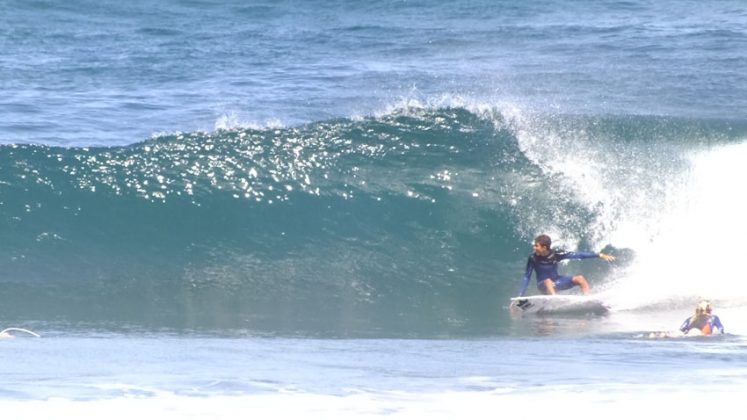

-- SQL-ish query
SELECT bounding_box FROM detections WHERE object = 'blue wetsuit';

[679,315,724,335]
[518,250,599,296]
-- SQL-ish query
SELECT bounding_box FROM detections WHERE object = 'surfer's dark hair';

[534,234,551,250]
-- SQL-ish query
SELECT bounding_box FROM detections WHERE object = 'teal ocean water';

[2,110,746,336]
[2,0,746,417]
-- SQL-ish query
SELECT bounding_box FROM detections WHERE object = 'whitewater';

[2,0,747,417]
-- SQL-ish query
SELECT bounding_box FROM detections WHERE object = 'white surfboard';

[509,295,610,315]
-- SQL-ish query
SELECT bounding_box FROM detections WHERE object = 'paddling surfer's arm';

[679,317,692,334]
[712,316,725,334]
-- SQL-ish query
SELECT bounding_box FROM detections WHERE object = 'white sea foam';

[213,111,286,132]
[3,385,742,420]
[503,103,747,325]
[603,141,747,312]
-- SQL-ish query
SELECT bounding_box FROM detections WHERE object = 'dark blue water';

[2,0,746,146]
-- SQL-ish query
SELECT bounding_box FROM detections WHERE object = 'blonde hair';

[689,300,712,325]
[696,300,712,314]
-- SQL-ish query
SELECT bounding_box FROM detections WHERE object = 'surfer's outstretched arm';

[562,251,615,262]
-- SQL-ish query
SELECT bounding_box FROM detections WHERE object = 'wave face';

[1,107,746,336]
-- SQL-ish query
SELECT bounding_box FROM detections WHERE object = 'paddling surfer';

[679,300,724,336]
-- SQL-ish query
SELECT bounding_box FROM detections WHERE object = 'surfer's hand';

[599,252,615,262]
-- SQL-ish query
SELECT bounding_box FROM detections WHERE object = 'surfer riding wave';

[517,234,615,297]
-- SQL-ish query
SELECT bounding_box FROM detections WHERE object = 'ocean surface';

[2,0,746,417]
